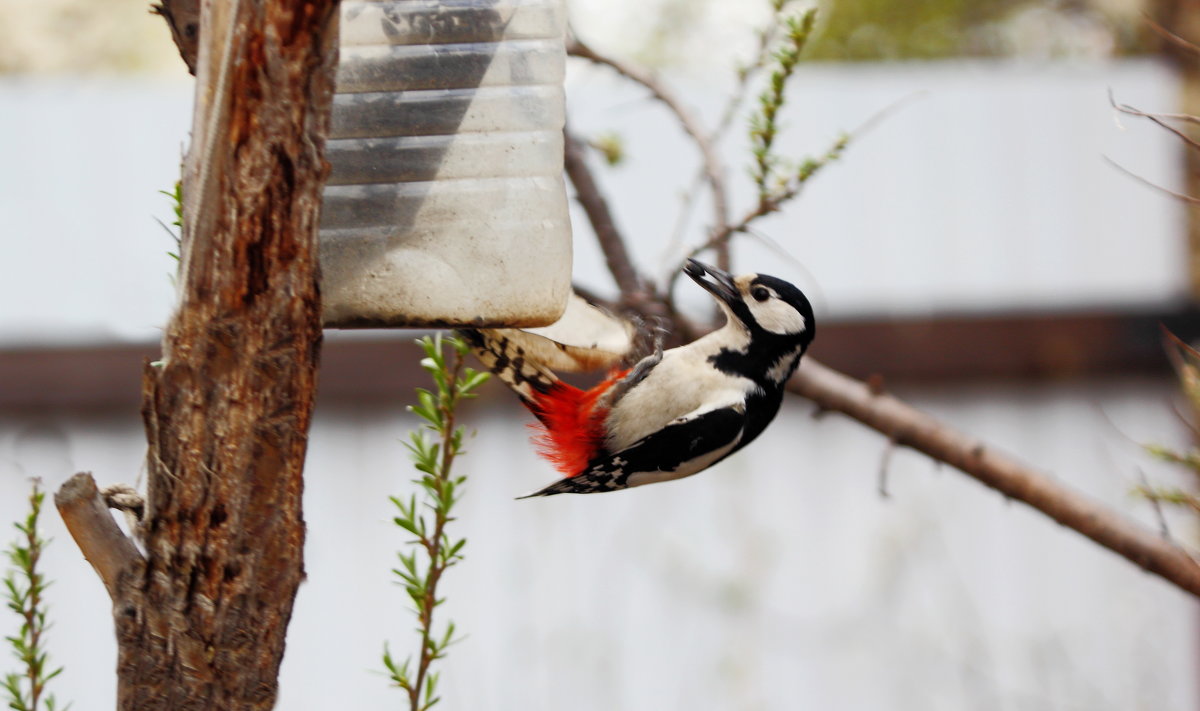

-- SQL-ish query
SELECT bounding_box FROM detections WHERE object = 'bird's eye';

[751,286,770,302]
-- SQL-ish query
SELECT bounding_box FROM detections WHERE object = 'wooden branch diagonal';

[788,358,1200,597]
[54,473,144,601]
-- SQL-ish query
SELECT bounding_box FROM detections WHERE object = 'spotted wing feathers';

[457,328,561,411]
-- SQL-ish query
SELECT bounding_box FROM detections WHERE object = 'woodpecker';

[462,259,816,497]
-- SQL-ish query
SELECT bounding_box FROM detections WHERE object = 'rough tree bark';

[55,0,339,708]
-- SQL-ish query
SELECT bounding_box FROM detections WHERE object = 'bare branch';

[54,473,144,601]
[1113,106,1200,127]
[563,126,646,300]
[714,11,784,141]
[662,10,784,272]
[1109,89,1200,151]
[567,37,730,262]
[666,91,922,301]
[1104,156,1200,205]
[1143,12,1200,56]
[788,358,1200,598]
[661,130,848,299]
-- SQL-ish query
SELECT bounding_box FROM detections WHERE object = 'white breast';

[603,331,756,452]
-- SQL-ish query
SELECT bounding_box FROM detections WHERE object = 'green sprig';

[749,8,817,197]
[385,334,488,711]
[3,482,68,711]
[156,181,183,264]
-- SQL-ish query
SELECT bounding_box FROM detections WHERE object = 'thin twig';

[563,126,646,301]
[567,37,730,262]
[662,174,711,284]
[1109,89,1200,151]
[1168,400,1200,440]
[788,358,1200,598]
[666,91,923,298]
[1104,156,1200,205]
[714,12,784,141]
[663,131,846,296]
[1113,106,1200,127]
[661,7,786,276]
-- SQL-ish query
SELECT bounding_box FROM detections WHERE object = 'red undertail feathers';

[528,370,628,477]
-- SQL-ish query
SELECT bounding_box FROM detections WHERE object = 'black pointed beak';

[684,259,739,306]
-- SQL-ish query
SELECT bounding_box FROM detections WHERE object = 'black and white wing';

[518,405,746,497]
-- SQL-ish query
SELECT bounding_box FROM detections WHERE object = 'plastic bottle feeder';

[320,0,572,328]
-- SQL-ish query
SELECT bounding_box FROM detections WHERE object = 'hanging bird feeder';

[319,0,573,328]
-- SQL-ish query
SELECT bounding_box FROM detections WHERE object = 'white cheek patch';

[748,299,807,335]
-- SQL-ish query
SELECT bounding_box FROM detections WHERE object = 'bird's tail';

[456,328,561,413]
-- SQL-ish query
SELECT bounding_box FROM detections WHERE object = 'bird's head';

[684,259,815,350]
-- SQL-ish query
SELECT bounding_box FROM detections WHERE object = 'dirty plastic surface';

[320,0,572,328]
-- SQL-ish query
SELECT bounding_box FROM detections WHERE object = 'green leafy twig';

[384,334,488,711]
[3,482,66,711]
[749,8,817,198]
[744,130,848,233]
[155,180,184,264]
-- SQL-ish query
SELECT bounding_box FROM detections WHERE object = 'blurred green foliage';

[812,0,1007,59]
[806,0,1148,61]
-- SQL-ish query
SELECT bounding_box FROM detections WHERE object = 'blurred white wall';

[0,378,1194,710]
[564,59,1189,316]
[0,59,1186,347]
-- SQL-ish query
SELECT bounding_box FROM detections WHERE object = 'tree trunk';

[57,0,338,708]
